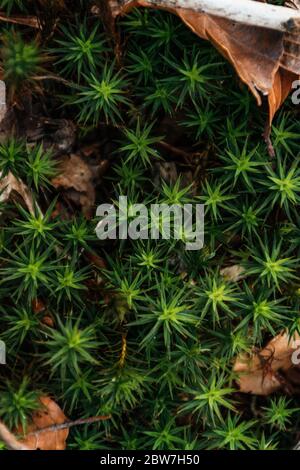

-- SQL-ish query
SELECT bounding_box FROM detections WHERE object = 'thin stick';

[158,140,192,160]
[139,0,300,33]
[0,415,111,450]
[0,12,39,28]
[26,415,112,437]
[32,75,71,86]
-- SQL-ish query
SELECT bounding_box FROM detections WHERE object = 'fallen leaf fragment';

[0,171,34,214]
[234,331,300,395]
[267,68,298,126]
[102,0,300,125]
[51,154,96,218]
[1,409,111,451]
[220,265,245,282]
[19,396,68,450]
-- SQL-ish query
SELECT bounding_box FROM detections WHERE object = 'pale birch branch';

[0,422,30,451]
[141,0,300,32]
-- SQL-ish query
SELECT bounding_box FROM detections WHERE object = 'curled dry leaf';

[0,171,34,214]
[51,154,96,218]
[102,0,300,126]
[234,331,300,395]
[18,396,68,450]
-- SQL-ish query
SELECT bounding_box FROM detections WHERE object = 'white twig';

[143,0,300,32]
[0,422,30,451]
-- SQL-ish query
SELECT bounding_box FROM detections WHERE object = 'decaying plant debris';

[103,0,300,132]
[1,0,300,451]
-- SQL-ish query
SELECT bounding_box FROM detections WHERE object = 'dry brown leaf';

[0,171,34,214]
[234,331,300,395]
[102,0,300,125]
[19,396,68,450]
[268,68,298,126]
[0,406,110,450]
[51,154,96,218]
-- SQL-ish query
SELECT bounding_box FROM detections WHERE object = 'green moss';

[0,4,299,451]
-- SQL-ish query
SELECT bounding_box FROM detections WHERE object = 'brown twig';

[26,415,112,437]
[158,140,192,161]
[31,75,71,86]
[158,140,207,164]
[0,12,40,28]
[0,415,111,450]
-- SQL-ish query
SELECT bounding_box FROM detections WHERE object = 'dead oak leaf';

[102,0,300,125]
[19,396,68,450]
[234,331,300,395]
